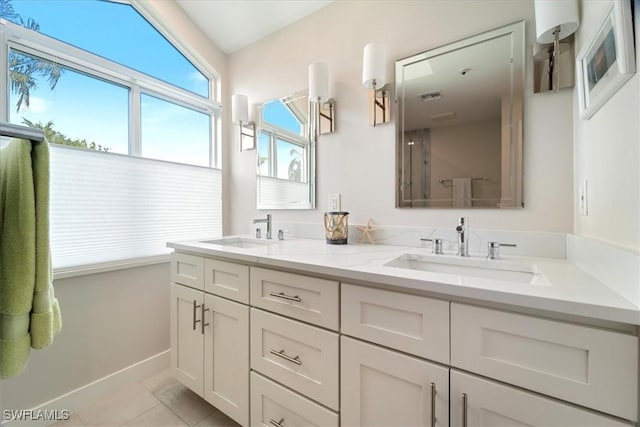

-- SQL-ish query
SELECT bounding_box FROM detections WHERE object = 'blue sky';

[11,0,208,96]
[6,0,210,165]
[5,0,303,171]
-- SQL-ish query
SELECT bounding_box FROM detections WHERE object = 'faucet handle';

[487,241,517,260]
[277,229,289,240]
[420,238,444,255]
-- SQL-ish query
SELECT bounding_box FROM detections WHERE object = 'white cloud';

[18,96,50,114]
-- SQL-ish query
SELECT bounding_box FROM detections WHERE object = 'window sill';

[53,254,171,280]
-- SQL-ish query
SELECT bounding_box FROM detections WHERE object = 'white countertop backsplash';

[170,223,640,326]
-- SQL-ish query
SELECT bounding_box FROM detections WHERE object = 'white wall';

[574,0,640,252]
[0,263,170,411]
[228,0,574,234]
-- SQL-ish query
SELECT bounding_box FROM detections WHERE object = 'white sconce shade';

[309,62,329,102]
[534,0,579,43]
[231,93,249,124]
[362,42,387,89]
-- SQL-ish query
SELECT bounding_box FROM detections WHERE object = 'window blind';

[50,145,222,269]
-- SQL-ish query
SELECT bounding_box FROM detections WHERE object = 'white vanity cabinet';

[450,370,633,427]
[169,247,639,427]
[170,254,250,427]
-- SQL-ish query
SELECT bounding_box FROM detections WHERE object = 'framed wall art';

[576,0,636,120]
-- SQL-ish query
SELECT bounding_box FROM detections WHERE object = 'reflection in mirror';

[256,91,315,210]
[396,21,524,208]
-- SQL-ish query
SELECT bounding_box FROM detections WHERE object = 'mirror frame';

[256,90,316,210]
[395,21,525,209]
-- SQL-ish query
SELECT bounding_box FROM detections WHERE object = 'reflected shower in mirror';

[256,91,315,210]
[396,21,524,208]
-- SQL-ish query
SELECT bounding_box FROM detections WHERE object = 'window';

[258,97,309,183]
[141,94,211,166]
[9,49,130,154]
[6,0,209,97]
[1,0,222,271]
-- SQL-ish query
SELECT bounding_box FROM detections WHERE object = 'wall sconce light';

[231,94,256,151]
[362,42,390,126]
[533,0,580,93]
[309,62,336,135]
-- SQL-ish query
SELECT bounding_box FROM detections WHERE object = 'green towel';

[0,138,61,379]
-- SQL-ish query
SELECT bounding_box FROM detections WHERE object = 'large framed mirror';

[256,91,316,209]
[396,21,524,208]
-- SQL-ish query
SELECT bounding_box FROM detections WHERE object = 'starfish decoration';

[356,218,382,244]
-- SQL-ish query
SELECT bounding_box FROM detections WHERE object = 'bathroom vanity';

[167,237,639,427]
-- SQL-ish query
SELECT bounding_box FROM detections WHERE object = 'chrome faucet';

[456,217,469,257]
[253,214,272,239]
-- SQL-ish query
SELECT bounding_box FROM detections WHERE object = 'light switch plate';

[579,179,588,216]
[329,193,341,211]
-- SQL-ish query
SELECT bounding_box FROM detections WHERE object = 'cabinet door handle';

[201,303,210,335]
[462,393,468,427]
[269,418,285,427]
[270,349,302,366]
[269,291,302,302]
[430,382,436,427]
[192,300,201,331]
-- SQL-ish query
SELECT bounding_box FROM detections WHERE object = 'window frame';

[0,2,224,275]
[258,122,309,183]
[0,1,221,168]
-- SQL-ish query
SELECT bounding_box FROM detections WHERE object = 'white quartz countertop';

[167,236,640,325]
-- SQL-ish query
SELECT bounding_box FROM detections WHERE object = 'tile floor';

[49,370,240,427]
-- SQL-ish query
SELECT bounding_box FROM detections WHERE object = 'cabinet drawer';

[204,258,249,303]
[250,267,339,330]
[171,253,204,290]
[250,372,338,427]
[250,309,339,410]
[450,370,632,427]
[451,303,638,421]
[342,284,450,364]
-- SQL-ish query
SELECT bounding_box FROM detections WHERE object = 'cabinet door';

[170,283,204,396]
[203,294,249,427]
[341,336,449,427]
[450,370,632,427]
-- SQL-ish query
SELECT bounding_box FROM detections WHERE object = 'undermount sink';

[200,237,277,249]
[384,253,549,285]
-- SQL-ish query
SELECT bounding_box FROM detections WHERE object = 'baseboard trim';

[2,350,170,426]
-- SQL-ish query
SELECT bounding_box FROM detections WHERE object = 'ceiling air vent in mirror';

[420,90,442,101]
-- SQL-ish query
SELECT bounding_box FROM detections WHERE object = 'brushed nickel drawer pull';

[269,418,285,427]
[192,300,201,331]
[462,393,468,427]
[201,303,209,335]
[270,349,302,366]
[269,291,302,303]
[430,382,436,427]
